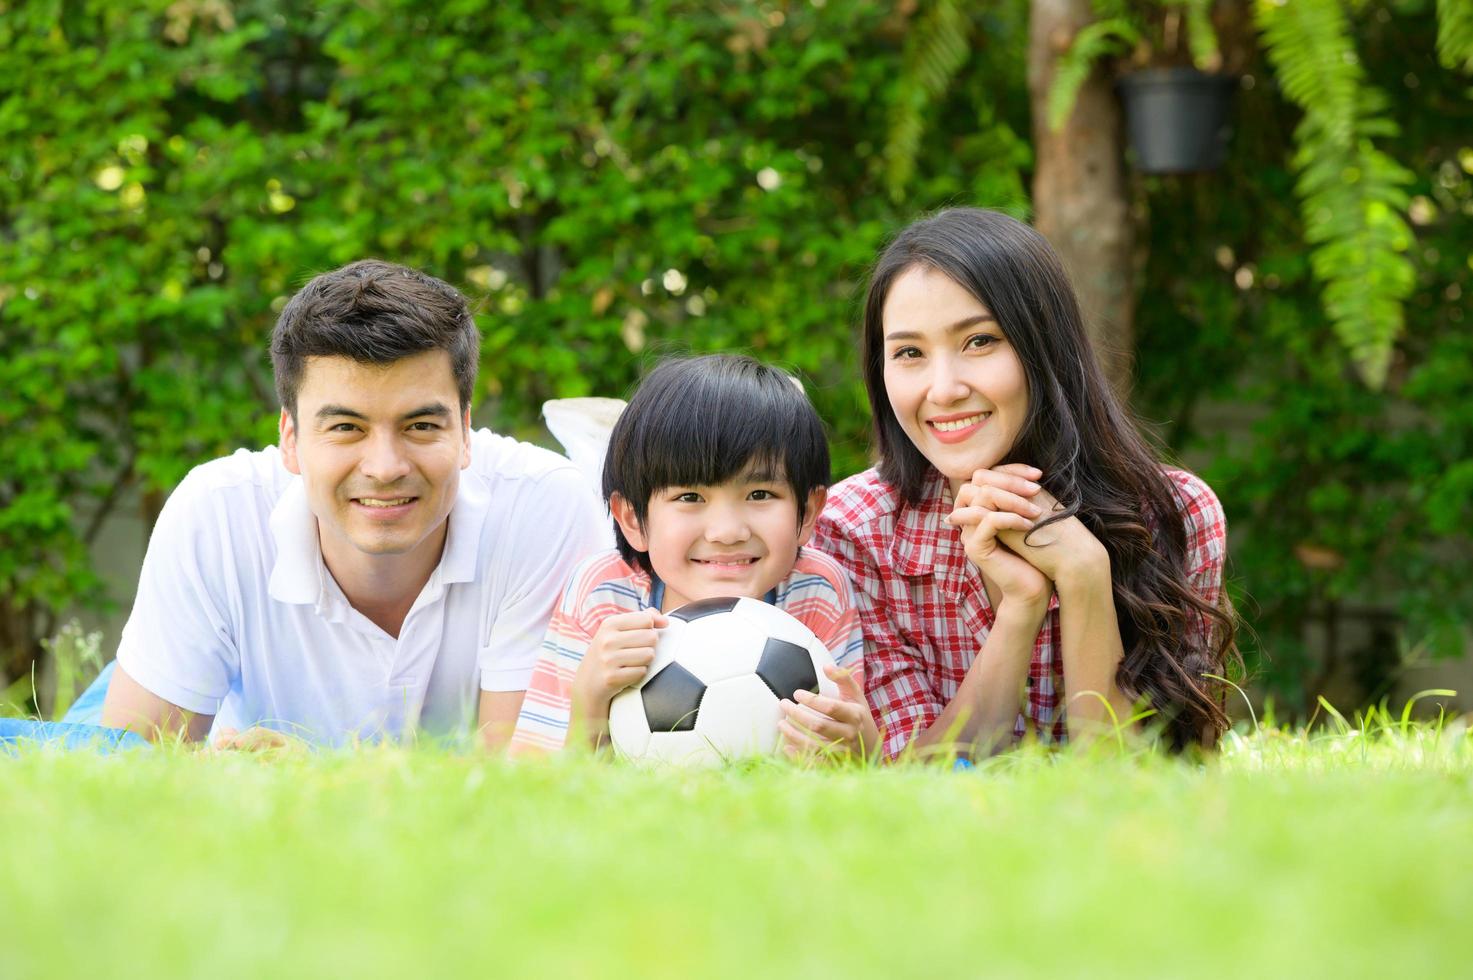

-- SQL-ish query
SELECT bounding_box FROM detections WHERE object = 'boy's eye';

[673,491,703,503]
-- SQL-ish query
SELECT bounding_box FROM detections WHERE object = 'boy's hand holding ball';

[778,664,882,763]
[570,609,669,745]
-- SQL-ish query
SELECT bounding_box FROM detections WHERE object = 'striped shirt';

[813,466,1227,759]
[509,548,866,754]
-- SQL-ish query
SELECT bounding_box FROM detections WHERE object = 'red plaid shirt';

[813,466,1227,759]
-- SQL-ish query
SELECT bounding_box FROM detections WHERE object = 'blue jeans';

[0,662,148,753]
[64,660,114,725]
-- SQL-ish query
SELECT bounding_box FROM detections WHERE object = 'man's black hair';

[603,354,831,574]
[271,259,479,418]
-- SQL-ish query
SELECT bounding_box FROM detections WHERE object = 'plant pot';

[1117,68,1235,174]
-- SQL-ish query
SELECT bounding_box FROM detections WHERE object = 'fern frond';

[1168,0,1222,67]
[1256,0,1416,388]
[1046,18,1141,132]
[884,0,973,199]
[1438,0,1473,73]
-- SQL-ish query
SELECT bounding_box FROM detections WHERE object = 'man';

[99,260,608,748]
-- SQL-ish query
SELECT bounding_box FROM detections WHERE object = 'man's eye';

[330,423,358,433]
[409,421,439,431]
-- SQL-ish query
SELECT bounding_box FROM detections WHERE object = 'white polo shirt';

[115,428,610,746]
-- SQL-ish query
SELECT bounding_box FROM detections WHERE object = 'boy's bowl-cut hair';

[603,354,831,575]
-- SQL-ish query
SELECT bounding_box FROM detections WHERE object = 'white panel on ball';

[607,691,652,757]
[694,673,785,758]
[674,615,764,685]
[642,728,723,767]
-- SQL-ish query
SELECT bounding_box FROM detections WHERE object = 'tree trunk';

[1028,0,1135,396]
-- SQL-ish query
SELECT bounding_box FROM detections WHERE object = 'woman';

[814,208,1238,758]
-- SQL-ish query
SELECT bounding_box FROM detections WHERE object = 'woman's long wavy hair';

[862,208,1240,749]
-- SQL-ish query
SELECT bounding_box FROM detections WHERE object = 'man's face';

[280,351,471,573]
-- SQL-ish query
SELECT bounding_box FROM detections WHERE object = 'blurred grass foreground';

[3,718,1470,979]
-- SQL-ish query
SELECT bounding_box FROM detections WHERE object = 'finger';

[777,717,829,755]
[974,485,1043,519]
[603,628,662,651]
[967,468,1042,498]
[793,687,863,726]
[781,698,849,740]
[823,664,869,705]
[607,666,650,689]
[607,647,657,668]
[991,462,1043,480]
[950,507,1033,535]
[601,611,666,634]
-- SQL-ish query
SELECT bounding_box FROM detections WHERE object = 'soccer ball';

[607,596,840,766]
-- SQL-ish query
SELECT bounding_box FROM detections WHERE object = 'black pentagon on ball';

[668,596,742,622]
[755,638,820,702]
[641,662,706,732]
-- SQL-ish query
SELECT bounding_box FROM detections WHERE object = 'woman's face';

[880,265,1029,495]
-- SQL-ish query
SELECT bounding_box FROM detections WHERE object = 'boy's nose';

[704,506,750,544]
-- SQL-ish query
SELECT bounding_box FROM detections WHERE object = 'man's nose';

[358,431,414,484]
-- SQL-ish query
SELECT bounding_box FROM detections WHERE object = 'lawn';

[3,720,1469,979]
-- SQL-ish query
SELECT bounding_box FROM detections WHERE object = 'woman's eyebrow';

[884,314,997,341]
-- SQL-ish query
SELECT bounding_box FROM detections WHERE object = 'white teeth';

[932,414,988,432]
[358,498,413,508]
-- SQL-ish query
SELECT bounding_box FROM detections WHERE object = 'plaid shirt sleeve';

[1167,469,1228,654]
[813,512,942,760]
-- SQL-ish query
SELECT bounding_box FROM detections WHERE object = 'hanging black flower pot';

[1117,68,1236,174]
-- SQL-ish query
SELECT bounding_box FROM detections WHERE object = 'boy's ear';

[796,486,828,548]
[609,492,650,552]
[279,408,301,476]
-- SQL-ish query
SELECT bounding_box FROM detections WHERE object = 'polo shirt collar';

[267,468,492,605]
[268,477,322,605]
[439,468,489,586]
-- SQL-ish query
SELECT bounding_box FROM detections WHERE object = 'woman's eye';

[965,334,998,351]
[889,346,922,360]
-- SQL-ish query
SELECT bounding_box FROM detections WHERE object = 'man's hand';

[570,609,669,744]
[777,664,881,763]
[210,726,308,756]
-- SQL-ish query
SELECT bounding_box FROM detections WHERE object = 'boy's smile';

[611,467,827,613]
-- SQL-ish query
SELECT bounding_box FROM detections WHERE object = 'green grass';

[3,722,1470,979]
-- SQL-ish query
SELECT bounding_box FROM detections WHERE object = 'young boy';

[509,355,878,759]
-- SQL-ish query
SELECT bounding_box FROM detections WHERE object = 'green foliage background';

[1,0,1469,710]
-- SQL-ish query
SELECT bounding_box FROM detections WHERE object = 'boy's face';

[612,465,827,613]
[279,351,471,578]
